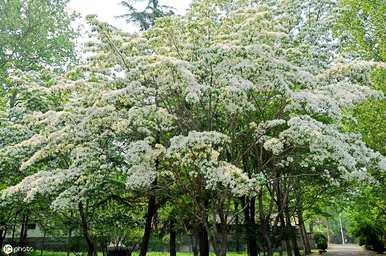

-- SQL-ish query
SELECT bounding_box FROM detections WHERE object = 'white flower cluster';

[124,140,165,189]
[279,116,385,179]
[1,168,81,204]
[288,82,382,119]
[167,131,255,195]
[263,138,284,155]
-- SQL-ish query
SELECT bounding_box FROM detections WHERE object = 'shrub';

[351,222,384,253]
[313,233,328,251]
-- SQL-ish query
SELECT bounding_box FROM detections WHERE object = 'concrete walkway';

[323,244,382,256]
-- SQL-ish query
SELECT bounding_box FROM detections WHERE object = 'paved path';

[323,244,383,256]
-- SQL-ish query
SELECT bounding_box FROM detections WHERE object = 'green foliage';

[119,0,174,30]
[0,0,77,110]
[313,233,328,251]
[336,0,386,61]
[0,0,77,72]
[350,222,385,253]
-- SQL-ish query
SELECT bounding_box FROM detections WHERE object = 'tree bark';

[41,230,47,256]
[66,228,72,256]
[17,214,29,256]
[258,191,273,256]
[191,227,199,256]
[78,202,97,256]
[0,229,6,250]
[198,224,209,256]
[242,196,258,256]
[285,207,301,256]
[296,199,311,255]
[234,201,241,252]
[139,194,157,256]
[275,179,291,256]
[298,215,311,255]
[11,222,16,245]
[170,218,177,256]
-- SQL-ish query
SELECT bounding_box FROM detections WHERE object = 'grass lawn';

[29,250,318,256]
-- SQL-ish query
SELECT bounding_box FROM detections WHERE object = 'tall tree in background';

[0,0,77,109]
[337,0,385,61]
[119,0,174,30]
[0,0,77,250]
[337,0,385,251]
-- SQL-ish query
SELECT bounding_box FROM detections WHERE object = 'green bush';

[313,233,328,251]
[352,222,384,253]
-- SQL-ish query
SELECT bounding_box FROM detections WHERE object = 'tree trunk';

[242,196,258,256]
[275,182,291,256]
[11,223,16,245]
[249,197,258,256]
[198,224,209,256]
[281,215,292,256]
[285,207,301,256]
[234,201,241,252]
[66,228,72,256]
[78,202,97,256]
[297,209,311,254]
[213,222,228,256]
[17,214,28,256]
[295,186,311,255]
[258,191,273,256]
[0,229,6,250]
[191,228,199,256]
[139,194,157,256]
[18,214,29,256]
[170,218,177,256]
[41,230,47,256]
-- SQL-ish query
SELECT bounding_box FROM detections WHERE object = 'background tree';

[0,0,77,109]
[336,0,385,250]
[119,0,174,30]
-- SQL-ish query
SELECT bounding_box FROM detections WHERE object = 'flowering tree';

[0,1,385,256]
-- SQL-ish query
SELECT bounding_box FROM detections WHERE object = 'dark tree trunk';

[191,228,199,256]
[139,194,157,256]
[198,224,209,256]
[170,218,177,256]
[258,191,273,256]
[11,223,16,245]
[235,201,241,252]
[18,214,29,256]
[281,214,292,256]
[298,216,311,255]
[78,202,97,256]
[296,198,311,255]
[242,196,258,256]
[0,229,6,249]
[66,228,72,256]
[41,230,47,256]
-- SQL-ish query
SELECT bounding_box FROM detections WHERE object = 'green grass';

[29,250,318,256]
